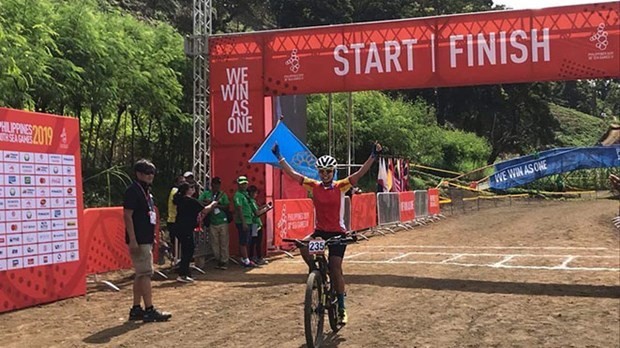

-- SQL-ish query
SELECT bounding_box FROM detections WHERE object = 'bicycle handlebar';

[282,233,358,248]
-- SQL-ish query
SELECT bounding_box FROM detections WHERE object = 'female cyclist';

[271,142,381,325]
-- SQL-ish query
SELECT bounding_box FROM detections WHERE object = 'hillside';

[550,103,609,147]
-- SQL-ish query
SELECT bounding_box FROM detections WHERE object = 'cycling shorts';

[310,230,347,258]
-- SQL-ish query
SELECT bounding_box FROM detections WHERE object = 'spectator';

[167,175,185,258]
[198,177,231,270]
[183,171,199,198]
[247,185,272,266]
[173,182,218,283]
[123,159,171,322]
[233,176,256,267]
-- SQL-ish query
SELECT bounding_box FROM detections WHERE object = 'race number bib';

[308,239,326,255]
[149,211,157,225]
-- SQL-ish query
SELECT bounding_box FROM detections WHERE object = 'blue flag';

[249,121,320,180]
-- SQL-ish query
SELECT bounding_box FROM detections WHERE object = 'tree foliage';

[0,0,191,206]
[306,91,491,173]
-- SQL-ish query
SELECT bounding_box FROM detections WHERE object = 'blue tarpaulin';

[489,146,620,190]
[249,121,320,180]
[494,147,574,171]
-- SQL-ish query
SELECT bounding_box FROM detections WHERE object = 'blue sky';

[496,0,617,10]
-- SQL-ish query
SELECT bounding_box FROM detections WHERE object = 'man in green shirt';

[233,176,256,267]
[198,177,230,270]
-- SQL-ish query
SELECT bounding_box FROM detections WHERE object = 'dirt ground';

[1,198,619,348]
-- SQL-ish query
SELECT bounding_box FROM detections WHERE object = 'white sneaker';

[176,276,194,283]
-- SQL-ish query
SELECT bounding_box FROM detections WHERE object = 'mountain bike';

[283,234,357,348]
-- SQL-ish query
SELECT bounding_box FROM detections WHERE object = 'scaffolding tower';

[185,0,212,189]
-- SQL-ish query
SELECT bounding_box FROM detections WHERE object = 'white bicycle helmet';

[316,155,337,169]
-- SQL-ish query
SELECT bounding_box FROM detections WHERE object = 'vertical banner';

[398,191,415,222]
[428,188,441,216]
[210,35,267,255]
[0,108,85,313]
[349,193,378,231]
[273,199,314,248]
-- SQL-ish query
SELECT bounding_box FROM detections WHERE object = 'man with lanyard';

[198,177,231,270]
[271,142,381,325]
[123,159,171,322]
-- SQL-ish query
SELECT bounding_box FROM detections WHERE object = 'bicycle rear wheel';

[304,270,324,348]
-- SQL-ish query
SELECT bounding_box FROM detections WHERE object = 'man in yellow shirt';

[167,175,185,257]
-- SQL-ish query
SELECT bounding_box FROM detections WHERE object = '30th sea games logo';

[284,49,304,82]
[588,23,614,61]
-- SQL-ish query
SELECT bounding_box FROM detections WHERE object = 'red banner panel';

[428,188,440,216]
[273,199,315,248]
[350,193,378,231]
[83,208,132,274]
[0,108,85,313]
[399,191,415,222]
[83,207,161,274]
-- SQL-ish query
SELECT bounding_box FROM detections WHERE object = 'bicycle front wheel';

[304,270,324,348]
[326,280,339,332]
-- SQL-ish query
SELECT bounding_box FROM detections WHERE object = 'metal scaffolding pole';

[347,92,352,176]
[328,93,333,156]
[187,0,212,189]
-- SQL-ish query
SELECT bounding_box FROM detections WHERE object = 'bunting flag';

[377,157,388,192]
[402,159,409,191]
[393,158,402,192]
[386,158,394,192]
[249,121,320,180]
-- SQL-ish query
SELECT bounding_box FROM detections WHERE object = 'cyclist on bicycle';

[271,141,381,325]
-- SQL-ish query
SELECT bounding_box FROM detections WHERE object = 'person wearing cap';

[123,159,171,322]
[173,182,219,283]
[183,171,199,197]
[233,175,256,267]
[247,185,272,266]
[198,177,231,270]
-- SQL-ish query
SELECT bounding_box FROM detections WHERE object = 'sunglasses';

[318,169,334,174]
[140,169,156,175]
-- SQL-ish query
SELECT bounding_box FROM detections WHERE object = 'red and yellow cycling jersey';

[301,177,353,233]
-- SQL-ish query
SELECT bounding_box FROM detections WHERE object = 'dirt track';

[1,199,619,348]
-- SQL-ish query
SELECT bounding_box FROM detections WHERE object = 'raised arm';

[272,143,304,184]
[349,142,382,185]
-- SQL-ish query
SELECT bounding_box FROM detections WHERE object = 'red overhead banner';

[0,108,85,313]
[211,3,619,96]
